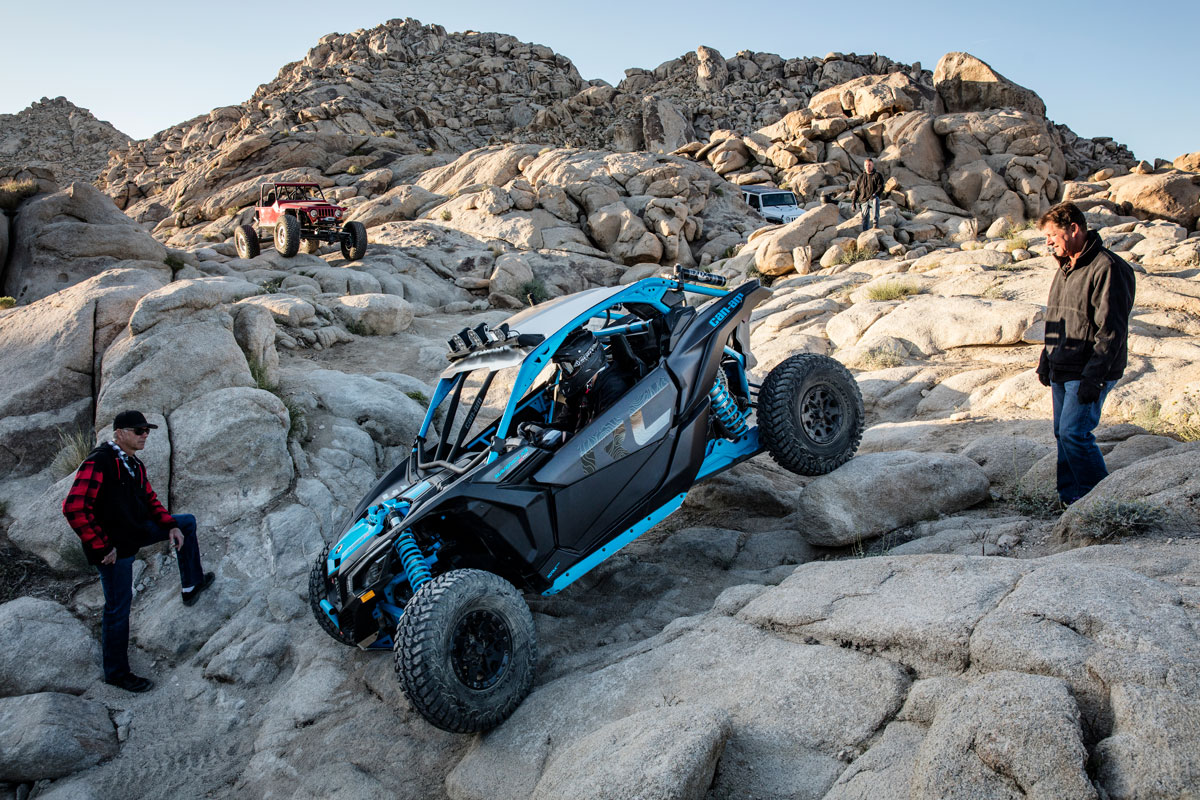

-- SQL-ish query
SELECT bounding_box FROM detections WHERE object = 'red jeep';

[235,182,368,261]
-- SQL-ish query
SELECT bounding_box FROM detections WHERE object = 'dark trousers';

[96,514,202,681]
[1051,380,1113,505]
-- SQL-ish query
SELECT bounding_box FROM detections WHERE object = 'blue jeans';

[860,197,880,230]
[96,514,202,681]
[1051,380,1113,505]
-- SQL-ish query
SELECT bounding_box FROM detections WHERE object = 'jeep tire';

[275,214,300,257]
[299,237,321,254]
[235,224,260,260]
[340,221,368,261]
[395,569,536,733]
[308,542,358,647]
[759,353,864,475]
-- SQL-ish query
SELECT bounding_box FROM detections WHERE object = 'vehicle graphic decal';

[568,372,673,477]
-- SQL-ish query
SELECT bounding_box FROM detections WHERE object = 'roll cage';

[403,274,742,482]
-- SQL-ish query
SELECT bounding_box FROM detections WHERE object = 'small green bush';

[1077,499,1165,540]
[344,319,371,336]
[0,297,15,310]
[381,130,397,138]
[423,147,435,156]
[1012,489,1063,520]
[247,356,276,393]
[283,398,307,441]
[721,244,741,260]
[866,280,921,302]
[347,164,363,176]
[836,243,879,267]
[712,187,724,197]
[519,279,550,305]
[405,390,429,405]
[0,178,38,211]
[261,277,284,294]
[164,254,186,275]
[247,356,306,440]
[440,210,453,222]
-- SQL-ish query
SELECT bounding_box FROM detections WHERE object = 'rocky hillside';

[93,17,1143,247]
[0,97,131,185]
[2,144,1199,798]
[1,17,1199,800]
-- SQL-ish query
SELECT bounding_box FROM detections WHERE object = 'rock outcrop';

[0,97,132,185]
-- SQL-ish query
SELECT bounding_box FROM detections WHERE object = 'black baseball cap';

[113,410,158,430]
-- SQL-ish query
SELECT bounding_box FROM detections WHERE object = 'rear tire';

[308,542,358,647]
[759,353,864,475]
[275,214,300,257]
[235,224,260,259]
[340,221,368,260]
[395,569,536,733]
[299,237,321,254]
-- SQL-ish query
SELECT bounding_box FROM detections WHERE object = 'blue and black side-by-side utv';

[309,267,864,732]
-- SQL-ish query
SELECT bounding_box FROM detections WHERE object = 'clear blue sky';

[3,1,1197,162]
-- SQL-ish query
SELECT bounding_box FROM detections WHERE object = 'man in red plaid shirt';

[63,410,214,692]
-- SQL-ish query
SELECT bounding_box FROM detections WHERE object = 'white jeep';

[742,186,803,224]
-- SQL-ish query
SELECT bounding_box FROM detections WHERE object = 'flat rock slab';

[738,555,1025,674]
[446,616,909,800]
[968,562,1200,734]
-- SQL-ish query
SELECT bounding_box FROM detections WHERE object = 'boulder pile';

[1,18,1198,800]
[0,97,131,185]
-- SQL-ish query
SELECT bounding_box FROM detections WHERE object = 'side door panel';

[532,367,676,551]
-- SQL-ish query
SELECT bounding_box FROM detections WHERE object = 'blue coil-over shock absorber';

[709,367,749,440]
[394,526,432,592]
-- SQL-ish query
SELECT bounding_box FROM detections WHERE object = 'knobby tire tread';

[308,542,358,647]
[394,569,535,734]
[759,353,864,476]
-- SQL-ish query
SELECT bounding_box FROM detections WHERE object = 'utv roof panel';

[438,284,632,378]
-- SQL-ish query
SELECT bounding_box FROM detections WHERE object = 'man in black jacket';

[1036,202,1136,505]
[852,158,885,231]
[63,410,214,692]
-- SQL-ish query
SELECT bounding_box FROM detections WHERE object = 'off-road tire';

[340,221,368,261]
[235,224,260,259]
[299,237,321,254]
[759,353,864,476]
[395,569,536,733]
[275,214,300,257]
[308,542,357,647]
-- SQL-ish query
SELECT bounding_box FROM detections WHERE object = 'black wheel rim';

[799,383,844,445]
[450,609,512,691]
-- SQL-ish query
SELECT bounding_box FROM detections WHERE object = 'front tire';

[340,221,368,260]
[308,543,357,647]
[235,224,260,259]
[275,214,300,257]
[759,353,864,475]
[395,569,536,733]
